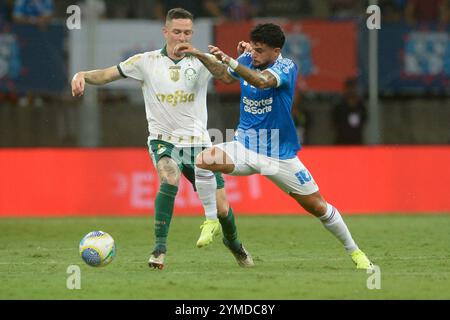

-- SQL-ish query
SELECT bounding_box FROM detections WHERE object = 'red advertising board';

[214,19,358,93]
[0,147,449,217]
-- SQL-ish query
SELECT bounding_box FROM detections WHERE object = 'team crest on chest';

[169,66,181,82]
[184,67,197,81]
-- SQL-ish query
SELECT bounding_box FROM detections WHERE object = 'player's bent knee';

[308,198,327,216]
[311,195,328,216]
[310,203,327,216]
[157,157,180,186]
[197,149,236,174]
[159,170,180,186]
[161,176,180,186]
[195,151,211,170]
[291,192,327,217]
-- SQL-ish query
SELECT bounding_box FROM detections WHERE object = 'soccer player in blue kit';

[178,23,373,269]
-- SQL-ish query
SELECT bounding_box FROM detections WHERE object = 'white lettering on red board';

[112,171,253,210]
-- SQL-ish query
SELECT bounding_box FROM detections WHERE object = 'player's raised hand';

[208,45,231,64]
[173,43,200,57]
[237,41,252,55]
[71,72,85,97]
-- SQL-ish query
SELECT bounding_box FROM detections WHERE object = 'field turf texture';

[0,215,449,299]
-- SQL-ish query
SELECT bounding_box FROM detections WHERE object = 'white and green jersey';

[118,47,213,147]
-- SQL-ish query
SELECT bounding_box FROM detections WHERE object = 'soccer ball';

[79,231,116,267]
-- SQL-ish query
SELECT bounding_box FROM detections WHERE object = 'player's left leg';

[147,139,184,269]
[263,157,373,270]
[149,156,181,269]
[195,143,255,267]
[290,191,372,269]
[182,146,221,248]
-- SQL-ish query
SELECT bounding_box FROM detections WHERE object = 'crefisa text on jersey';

[174,304,276,317]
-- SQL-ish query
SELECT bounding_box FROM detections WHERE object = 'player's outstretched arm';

[174,43,236,84]
[208,45,277,89]
[235,65,278,89]
[71,66,122,97]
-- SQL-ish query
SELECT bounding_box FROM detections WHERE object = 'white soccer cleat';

[223,239,255,268]
[148,250,166,270]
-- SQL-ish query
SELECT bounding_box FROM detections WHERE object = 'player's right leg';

[215,187,254,267]
[148,141,183,269]
[196,142,255,267]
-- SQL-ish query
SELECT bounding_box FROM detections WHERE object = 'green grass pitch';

[0,215,449,299]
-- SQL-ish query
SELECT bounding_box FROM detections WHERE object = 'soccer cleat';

[351,249,374,270]
[148,250,166,270]
[223,239,255,268]
[196,219,221,248]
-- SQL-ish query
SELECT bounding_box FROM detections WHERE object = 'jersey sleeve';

[227,52,253,79]
[266,58,298,88]
[118,53,145,81]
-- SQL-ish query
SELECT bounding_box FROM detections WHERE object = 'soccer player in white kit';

[71,8,253,269]
[179,23,373,270]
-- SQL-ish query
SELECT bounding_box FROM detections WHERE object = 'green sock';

[154,183,178,253]
[219,207,241,251]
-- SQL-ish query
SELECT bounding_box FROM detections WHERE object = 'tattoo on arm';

[234,65,278,89]
[196,54,236,84]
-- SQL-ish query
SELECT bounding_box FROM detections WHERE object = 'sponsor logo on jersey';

[156,90,195,107]
[242,96,273,115]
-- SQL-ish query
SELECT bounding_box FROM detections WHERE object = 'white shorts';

[215,141,319,195]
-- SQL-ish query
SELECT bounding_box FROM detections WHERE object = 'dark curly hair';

[250,23,286,49]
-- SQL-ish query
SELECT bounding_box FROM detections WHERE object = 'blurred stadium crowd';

[0,0,449,147]
[1,0,449,22]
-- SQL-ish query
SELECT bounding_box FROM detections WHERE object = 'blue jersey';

[13,0,53,18]
[228,52,300,160]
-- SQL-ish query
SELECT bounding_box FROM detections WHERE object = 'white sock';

[319,203,358,254]
[195,166,218,221]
